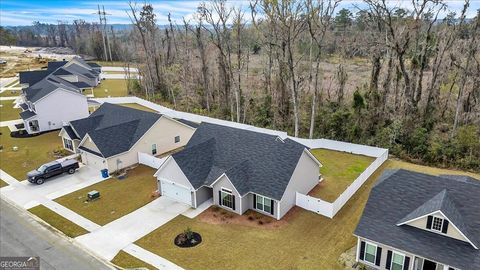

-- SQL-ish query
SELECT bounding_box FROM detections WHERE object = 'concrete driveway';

[75,196,190,261]
[1,165,106,209]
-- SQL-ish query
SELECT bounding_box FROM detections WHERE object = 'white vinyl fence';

[138,152,167,169]
[295,140,389,218]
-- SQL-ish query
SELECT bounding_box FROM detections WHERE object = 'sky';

[0,0,479,26]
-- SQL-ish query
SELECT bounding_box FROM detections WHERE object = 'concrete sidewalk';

[75,196,189,261]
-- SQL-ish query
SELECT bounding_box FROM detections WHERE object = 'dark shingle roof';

[174,118,200,128]
[19,70,52,86]
[53,68,73,76]
[20,110,36,120]
[63,125,79,140]
[71,82,92,89]
[172,123,307,200]
[355,169,480,270]
[69,103,161,158]
[24,75,83,103]
[47,61,68,71]
[87,62,101,68]
[19,103,28,110]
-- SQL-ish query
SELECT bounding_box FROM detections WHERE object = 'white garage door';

[161,180,192,206]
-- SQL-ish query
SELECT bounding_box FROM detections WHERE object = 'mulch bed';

[174,232,202,248]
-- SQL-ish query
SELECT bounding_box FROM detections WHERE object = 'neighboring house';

[154,123,322,220]
[59,103,196,172]
[19,58,101,89]
[354,169,480,270]
[19,75,89,134]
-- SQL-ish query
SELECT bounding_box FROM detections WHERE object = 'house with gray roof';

[59,103,196,173]
[354,169,480,270]
[153,122,322,220]
[18,57,101,134]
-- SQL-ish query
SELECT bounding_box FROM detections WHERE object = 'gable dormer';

[396,189,478,249]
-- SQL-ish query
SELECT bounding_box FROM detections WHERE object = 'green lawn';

[0,100,21,121]
[0,127,63,180]
[93,79,129,97]
[95,61,130,67]
[55,165,157,225]
[120,103,157,113]
[0,90,21,97]
[132,159,479,270]
[0,179,8,188]
[29,205,89,238]
[309,149,375,202]
[111,251,157,270]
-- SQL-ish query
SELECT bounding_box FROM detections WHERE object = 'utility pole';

[95,5,108,61]
[103,5,113,61]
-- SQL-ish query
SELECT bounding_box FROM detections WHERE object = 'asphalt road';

[0,198,113,270]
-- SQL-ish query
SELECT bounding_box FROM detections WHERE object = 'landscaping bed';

[134,159,479,270]
[0,100,21,121]
[0,127,63,180]
[54,165,157,225]
[174,228,202,248]
[28,205,89,238]
[309,148,375,202]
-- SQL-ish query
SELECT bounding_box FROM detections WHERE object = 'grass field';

[93,79,129,97]
[55,165,157,225]
[0,127,63,180]
[111,251,157,270]
[95,61,129,67]
[0,89,21,97]
[131,159,479,270]
[29,205,89,238]
[0,179,8,188]
[310,149,375,202]
[120,103,157,113]
[0,100,20,121]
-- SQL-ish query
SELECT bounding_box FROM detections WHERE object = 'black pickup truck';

[27,159,79,185]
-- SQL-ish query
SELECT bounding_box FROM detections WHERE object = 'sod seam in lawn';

[133,159,479,270]
[309,148,375,202]
[111,251,157,270]
[54,165,157,225]
[29,205,89,238]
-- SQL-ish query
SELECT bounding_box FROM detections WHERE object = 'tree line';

[2,0,479,172]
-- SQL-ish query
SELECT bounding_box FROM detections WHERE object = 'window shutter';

[403,256,410,270]
[375,247,382,266]
[385,250,392,270]
[426,215,433,229]
[232,195,236,211]
[270,199,274,215]
[359,241,365,260]
[218,191,221,205]
[253,195,256,209]
[442,219,449,233]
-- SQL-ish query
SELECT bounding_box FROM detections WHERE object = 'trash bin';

[101,169,109,178]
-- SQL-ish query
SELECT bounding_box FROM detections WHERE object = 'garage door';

[161,180,192,206]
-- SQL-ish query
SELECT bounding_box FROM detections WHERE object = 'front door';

[423,260,437,270]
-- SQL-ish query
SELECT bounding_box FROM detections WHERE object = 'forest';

[1,0,479,172]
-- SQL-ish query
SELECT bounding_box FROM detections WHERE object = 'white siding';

[279,150,320,218]
[156,158,194,192]
[34,89,89,133]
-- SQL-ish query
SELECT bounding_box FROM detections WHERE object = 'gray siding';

[212,175,242,215]
[195,186,213,207]
[243,193,279,219]
[279,150,320,218]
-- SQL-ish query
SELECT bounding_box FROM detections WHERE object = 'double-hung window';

[391,252,405,270]
[364,242,377,264]
[255,194,272,214]
[220,189,234,209]
[63,138,73,151]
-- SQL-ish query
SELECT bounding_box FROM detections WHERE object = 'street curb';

[0,195,122,270]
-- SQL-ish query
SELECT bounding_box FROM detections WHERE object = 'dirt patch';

[307,181,327,196]
[198,206,288,229]
[338,246,372,270]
